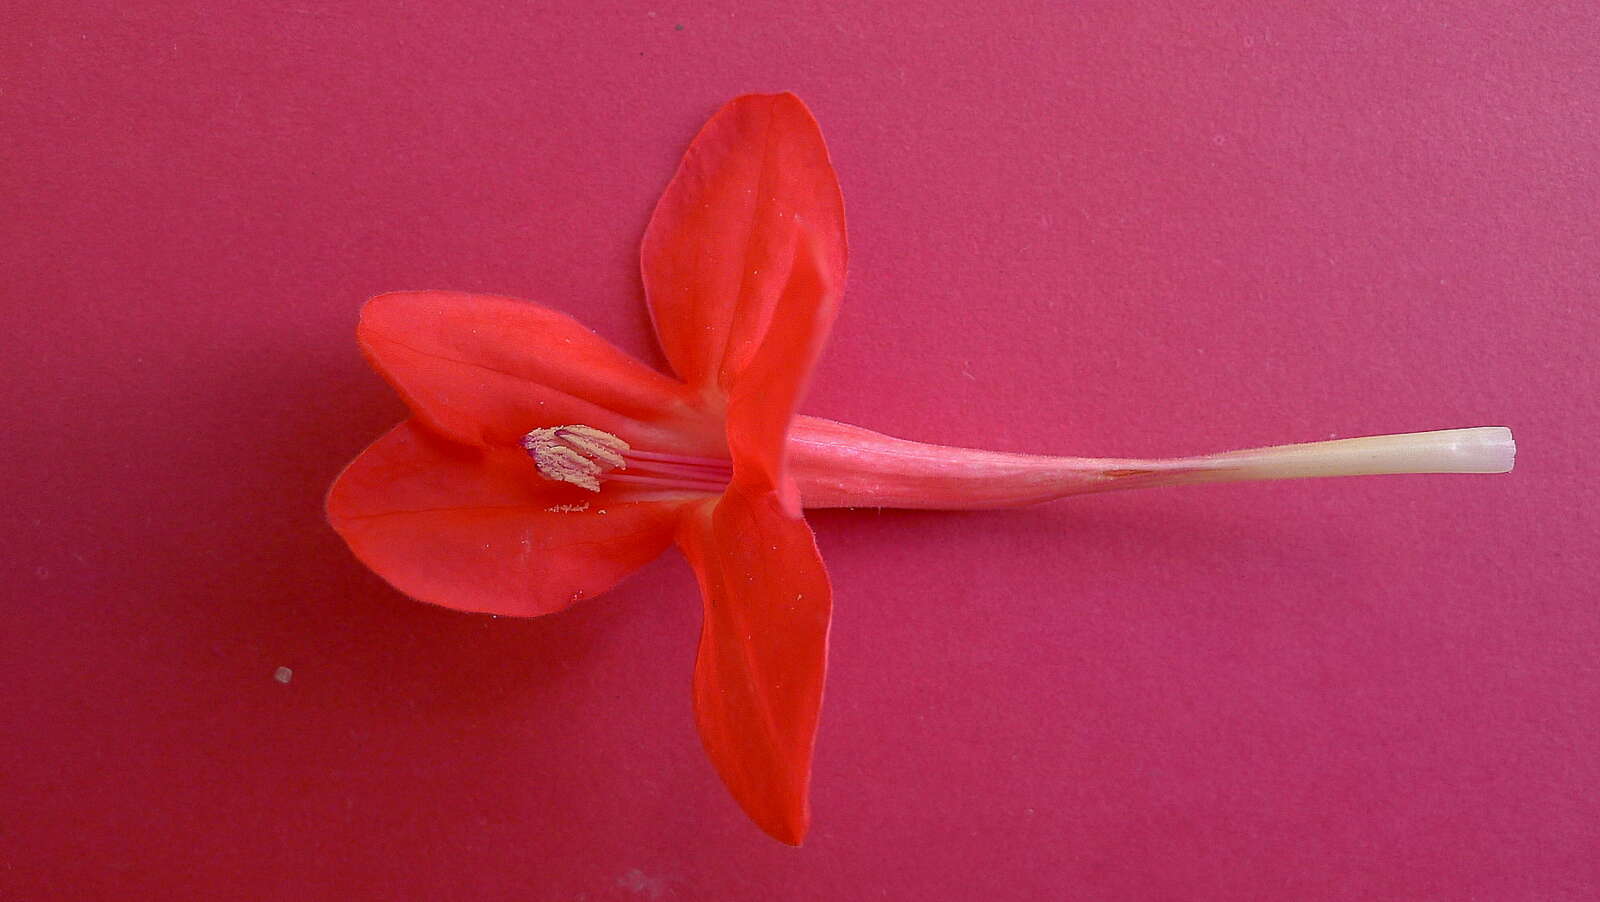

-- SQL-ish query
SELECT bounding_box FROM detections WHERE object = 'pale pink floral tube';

[787,416,1515,510]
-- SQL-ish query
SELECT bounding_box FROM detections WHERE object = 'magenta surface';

[4,3,1596,899]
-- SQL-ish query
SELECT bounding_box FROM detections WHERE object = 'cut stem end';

[1198,426,1516,481]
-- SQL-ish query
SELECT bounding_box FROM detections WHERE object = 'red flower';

[330,93,845,845]
[330,93,1515,845]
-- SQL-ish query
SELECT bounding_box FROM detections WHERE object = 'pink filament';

[625,448,735,474]
[608,472,730,493]
[601,448,734,493]
[627,458,734,483]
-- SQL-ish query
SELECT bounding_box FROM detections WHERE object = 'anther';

[522,425,631,492]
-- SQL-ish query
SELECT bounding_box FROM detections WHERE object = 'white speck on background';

[616,868,669,898]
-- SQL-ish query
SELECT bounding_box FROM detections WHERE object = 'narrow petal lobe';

[357,291,710,454]
[677,487,833,845]
[641,93,847,394]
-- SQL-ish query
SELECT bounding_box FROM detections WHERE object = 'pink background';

[5,3,1596,899]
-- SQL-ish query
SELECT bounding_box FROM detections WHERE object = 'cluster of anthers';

[521,425,733,494]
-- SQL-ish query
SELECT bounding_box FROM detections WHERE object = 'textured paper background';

[4,3,1596,899]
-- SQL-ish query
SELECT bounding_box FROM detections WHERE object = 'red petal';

[641,93,847,395]
[327,420,687,616]
[357,291,713,454]
[676,487,833,846]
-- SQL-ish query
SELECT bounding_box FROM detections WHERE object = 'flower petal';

[641,93,847,395]
[327,420,687,617]
[357,291,712,453]
[676,487,833,846]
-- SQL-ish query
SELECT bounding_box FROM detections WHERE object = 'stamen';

[522,424,733,494]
